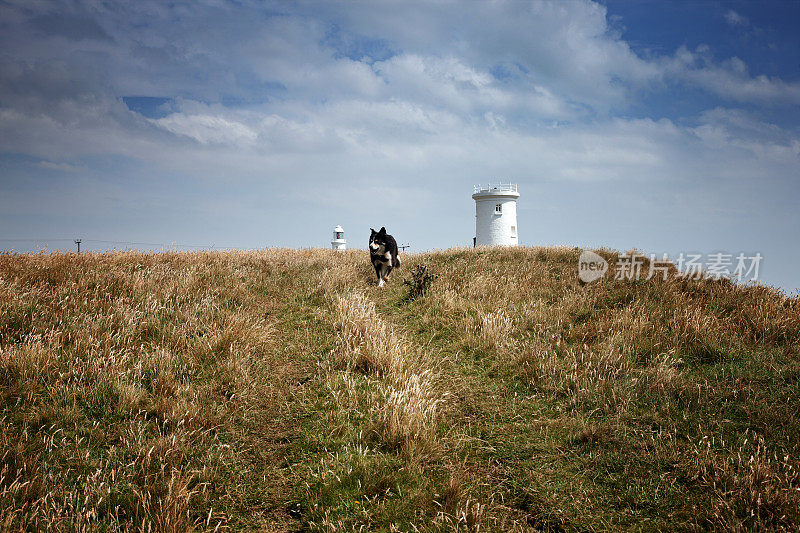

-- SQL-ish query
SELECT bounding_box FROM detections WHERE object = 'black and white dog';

[369,227,401,287]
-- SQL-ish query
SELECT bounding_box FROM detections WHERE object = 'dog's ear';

[370,228,376,234]
[379,227,386,234]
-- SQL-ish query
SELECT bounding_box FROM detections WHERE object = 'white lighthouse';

[331,225,346,251]
[473,183,519,247]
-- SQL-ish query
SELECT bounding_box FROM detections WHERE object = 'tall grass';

[330,291,444,459]
[392,246,800,530]
[2,246,799,530]
[0,250,298,529]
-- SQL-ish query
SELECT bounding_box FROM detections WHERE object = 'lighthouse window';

[495,204,502,214]
[335,232,343,239]
[511,225,517,237]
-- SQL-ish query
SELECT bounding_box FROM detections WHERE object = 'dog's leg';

[374,264,383,287]
[382,263,393,286]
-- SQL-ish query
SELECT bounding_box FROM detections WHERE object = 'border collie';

[369,227,401,287]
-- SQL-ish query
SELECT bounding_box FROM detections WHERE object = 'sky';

[0,0,798,292]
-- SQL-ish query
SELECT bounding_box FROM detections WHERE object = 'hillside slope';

[1,248,799,531]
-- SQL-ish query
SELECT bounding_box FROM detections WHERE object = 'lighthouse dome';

[331,224,346,251]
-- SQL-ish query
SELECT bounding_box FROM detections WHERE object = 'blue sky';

[0,0,798,291]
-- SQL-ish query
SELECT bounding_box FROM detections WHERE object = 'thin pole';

[74,239,81,253]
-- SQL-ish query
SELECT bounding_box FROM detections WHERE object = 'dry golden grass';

[479,308,514,352]
[379,369,445,458]
[329,289,445,460]
[690,432,800,530]
[372,246,799,530]
[0,249,312,530]
[331,292,408,375]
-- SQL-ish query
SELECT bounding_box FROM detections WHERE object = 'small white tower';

[331,224,346,251]
[472,183,519,246]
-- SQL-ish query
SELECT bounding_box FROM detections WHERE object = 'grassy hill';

[1,247,799,531]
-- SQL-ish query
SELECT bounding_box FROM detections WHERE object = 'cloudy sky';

[1,0,798,291]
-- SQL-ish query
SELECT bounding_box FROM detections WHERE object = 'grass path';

[211,256,343,530]
[206,290,322,530]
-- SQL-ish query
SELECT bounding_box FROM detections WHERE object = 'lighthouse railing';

[473,183,517,193]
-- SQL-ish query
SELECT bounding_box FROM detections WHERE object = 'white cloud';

[36,160,87,172]
[691,108,800,160]
[724,10,748,27]
[152,114,259,146]
[662,46,800,104]
[307,0,661,110]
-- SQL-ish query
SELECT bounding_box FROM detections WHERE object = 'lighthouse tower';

[472,183,519,246]
[331,225,346,251]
